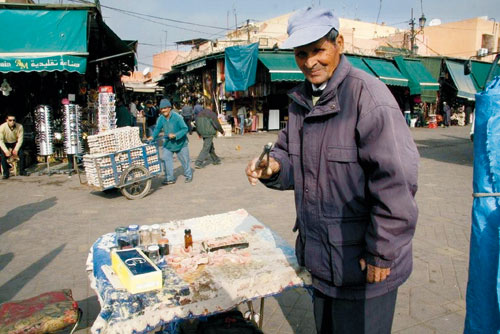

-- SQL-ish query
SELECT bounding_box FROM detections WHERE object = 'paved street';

[0,125,473,334]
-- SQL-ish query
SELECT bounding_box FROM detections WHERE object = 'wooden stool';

[0,289,82,334]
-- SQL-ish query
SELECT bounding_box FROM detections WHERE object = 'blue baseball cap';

[159,98,172,109]
[281,7,339,49]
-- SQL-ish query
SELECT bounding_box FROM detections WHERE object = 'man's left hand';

[359,258,391,283]
[12,150,18,157]
[168,133,176,139]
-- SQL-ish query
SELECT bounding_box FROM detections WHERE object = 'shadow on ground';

[415,135,473,167]
[0,244,66,303]
[0,196,57,236]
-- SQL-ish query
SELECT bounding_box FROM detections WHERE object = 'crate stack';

[97,91,116,133]
[34,105,54,156]
[83,127,160,188]
[63,104,83,155]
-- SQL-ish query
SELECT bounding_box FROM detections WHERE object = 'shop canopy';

[445,60,477,101]
[470,60,500,91]
[363,58,409,87]
[345,55,375,76]
[0,9,88,73]
[394,56,439,95]
[258,53,304,82]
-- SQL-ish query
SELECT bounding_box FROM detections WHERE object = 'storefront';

[0,3,135,167]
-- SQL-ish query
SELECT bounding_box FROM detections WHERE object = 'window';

[482,34,494,53]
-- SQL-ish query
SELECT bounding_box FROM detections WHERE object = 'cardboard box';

[111,248,162,294]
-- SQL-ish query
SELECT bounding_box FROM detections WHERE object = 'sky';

[47,0,500,70]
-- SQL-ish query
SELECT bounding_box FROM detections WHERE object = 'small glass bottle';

[184,229,193,250]
[115,227,130,249]
[147,245,160,263]
[151,224,161,244]
[127,224,139,247]
[139,225,152,246]
[158,238,170,256]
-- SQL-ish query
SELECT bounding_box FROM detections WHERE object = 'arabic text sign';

[0,55,86,73]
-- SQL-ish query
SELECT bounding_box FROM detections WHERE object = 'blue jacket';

[152,111,188,152]
[263,55,419,299]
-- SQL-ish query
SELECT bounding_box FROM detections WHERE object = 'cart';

[75,144,162,200]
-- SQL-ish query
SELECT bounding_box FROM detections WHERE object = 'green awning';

[0,9,88,73]
[394,56,439,95]
[0,55,86,73]
[419,57,442,81]
[421,89,438,103]
[445,60,477,101]
[258,53,304,82]
[470,60,500,91]
[363,58,409,87]
[345,56,375,76]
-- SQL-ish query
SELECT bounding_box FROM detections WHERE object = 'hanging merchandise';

[34,105,54,156]
[63,104,83,155]
[98,86,116,133]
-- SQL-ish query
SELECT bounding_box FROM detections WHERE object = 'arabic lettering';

[15,59,28,69]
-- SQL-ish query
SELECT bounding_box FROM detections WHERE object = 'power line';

[70,0,229,31]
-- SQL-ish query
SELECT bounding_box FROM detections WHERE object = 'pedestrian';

[148,98,193,184]
[1,111,27,178]
[443,101,451,127]
[145,100,158,137]
[116,98,135,128]
[181,101,194,135]
[129,98,139,125]
[245,7,419,334]
[194,100,224,169]
[465,103,473,125]
[237,103,246,135]
[403,89,411,127]
[193,100,203,119]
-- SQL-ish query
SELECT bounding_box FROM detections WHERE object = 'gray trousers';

[313,288,398,334]
[195,136,220,166]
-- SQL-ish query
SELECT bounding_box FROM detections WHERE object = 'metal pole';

[258,298,265,329]
[410,8,415,55]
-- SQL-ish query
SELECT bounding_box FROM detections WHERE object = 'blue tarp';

[224,43,259,92]
[465,76,500,334]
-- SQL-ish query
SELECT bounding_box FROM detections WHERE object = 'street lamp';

[409,8,426,56]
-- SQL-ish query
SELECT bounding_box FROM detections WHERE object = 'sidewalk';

[0,125,474,333]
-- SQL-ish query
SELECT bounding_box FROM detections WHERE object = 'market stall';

[86,209,312,334]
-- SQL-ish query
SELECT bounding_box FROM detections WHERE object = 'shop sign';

[0,55,87,73]
[186,59,206,72]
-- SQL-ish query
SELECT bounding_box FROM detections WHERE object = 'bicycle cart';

[75,144,162,200]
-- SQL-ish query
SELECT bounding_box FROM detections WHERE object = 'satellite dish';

[142,67,151,76]
[428,19,442,26]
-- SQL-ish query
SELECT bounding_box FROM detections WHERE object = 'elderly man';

[149,98,193,184]
[245,8,419,334]
[0,112,26,179]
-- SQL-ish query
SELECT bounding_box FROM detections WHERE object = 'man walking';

[181,101,194,135]
[194,100,224,169]
[149,98,193,184]
[245,7,419,334]
[443,101,451,127]
[1,112,26,178]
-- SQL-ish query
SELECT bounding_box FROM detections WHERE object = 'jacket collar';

[288,54,352,117]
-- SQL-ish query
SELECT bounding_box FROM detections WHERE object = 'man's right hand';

[245,156,280,186]
[4,150,11,158]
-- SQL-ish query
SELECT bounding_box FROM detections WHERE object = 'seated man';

[0,112,26,178]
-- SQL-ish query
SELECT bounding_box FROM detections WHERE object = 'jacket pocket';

[326,146,357,162]
[327,219,367,287]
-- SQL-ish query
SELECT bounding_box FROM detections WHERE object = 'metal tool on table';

[254,142,273,170]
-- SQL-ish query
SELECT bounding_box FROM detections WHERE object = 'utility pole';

[409,8,416,55]
[247,19,250,43]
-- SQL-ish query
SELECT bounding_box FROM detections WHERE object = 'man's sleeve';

[14,125,23,152]
[210,113,224,133]
[173,114,188,139]
[357,105,419,268]
[260,119,295,190]
[0,126,8,153]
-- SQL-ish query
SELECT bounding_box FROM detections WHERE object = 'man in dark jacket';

[245,7,419,334]
[181,102,194,135]
[194,100,224,168]
[116,99,134,128]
